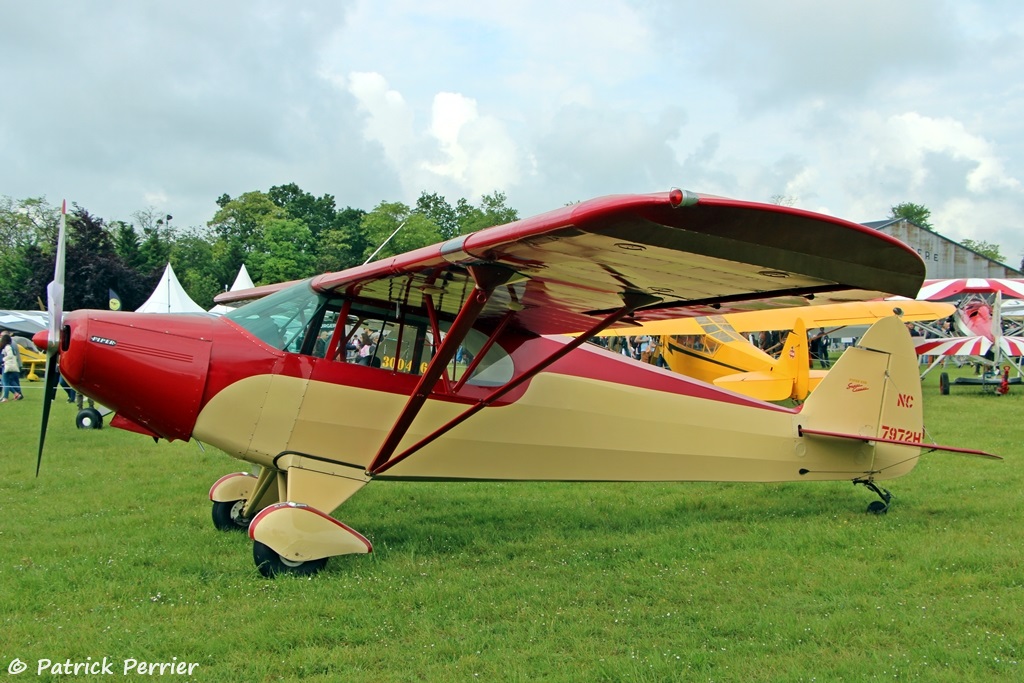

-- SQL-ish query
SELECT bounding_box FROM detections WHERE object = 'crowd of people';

[588,335,667,366]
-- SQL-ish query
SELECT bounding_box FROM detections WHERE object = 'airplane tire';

[76,407,103,430]
[866,500,889,515]
[211,500,250,532]
[939,372,950,396]
[253,541,327,578]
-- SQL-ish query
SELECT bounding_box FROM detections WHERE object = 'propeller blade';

[36,353,60,476]
[37,199,68,477]
[45,200,67,354]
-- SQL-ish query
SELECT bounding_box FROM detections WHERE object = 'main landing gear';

[76,407,103,429]
[211,499,251,531]
[854,478,892,514]
[208,463,373,578]
[252,540,327,578]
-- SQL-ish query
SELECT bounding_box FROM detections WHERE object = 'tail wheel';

[939,372,950,395]
[211,500,251,531]
[75,407,103,429]
[253,541,327,578]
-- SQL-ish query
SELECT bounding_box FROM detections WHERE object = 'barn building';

[863,218,1022,279]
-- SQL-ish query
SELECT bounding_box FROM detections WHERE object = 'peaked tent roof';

[230,263,255,291]
[209,264,255,315]
[136,263,206,314]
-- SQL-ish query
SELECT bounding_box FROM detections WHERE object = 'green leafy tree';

[316,218,368,273]
[61,207,154,311]
[111,221,144,271]
[960,239,1004,264]
[131,208,175,277]
[455,191,519,235]
[0,196,61,308]
[268,182,339,240]
[249,217,316,283]
[360,201,442,263]
[415,192,458,240]
[889,202,934,231]
[208,191,287,283]
[170,226,223,309]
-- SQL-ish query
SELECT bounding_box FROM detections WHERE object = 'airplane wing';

[0,310,49,336]
[593,300,954,338]
[917,278,1024,300]
[914,336,992,357]
[222,191,924,336]
[1000,337,1024,356]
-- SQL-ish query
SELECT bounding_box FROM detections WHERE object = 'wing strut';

[369,289,661,476]
[366,265,517,474]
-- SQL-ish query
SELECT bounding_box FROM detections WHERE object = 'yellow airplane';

[14,335,47,381]
[600,300,955,402]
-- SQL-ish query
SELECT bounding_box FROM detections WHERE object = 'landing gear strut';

[854,478,892,514]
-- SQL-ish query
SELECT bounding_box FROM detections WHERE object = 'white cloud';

[425,92,521,198]
[347,71,417,166]
[867,112,1020,194]
[3,0,1024,263]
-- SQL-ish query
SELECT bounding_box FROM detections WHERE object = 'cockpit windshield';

[225,280,320,352]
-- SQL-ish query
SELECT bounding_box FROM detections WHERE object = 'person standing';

[1,334,24,401]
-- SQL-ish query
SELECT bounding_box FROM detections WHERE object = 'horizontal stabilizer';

[713,371,791,401]
[799,427,1001,459]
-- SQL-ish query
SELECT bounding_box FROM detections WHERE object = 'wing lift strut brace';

[366,264,660,477]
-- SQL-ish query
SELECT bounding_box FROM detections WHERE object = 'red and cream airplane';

[34,191,996,577]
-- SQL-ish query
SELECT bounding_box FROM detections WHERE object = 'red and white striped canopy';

[1000,337,1024,357]
[915,336,992,356]
[917,278,1024,301]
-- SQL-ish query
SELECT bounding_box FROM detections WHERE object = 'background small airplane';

[593,300,955,401]
[907,278,1024,393]
[33,191,996,577]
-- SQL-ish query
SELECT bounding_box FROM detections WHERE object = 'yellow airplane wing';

[602,300,954,337]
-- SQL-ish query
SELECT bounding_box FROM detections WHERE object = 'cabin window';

[336,304,430,373]
[227,285,514,386]
[441,326,514,387]
[671,334,720,354]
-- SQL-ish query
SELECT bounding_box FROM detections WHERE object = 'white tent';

[209,264,255,315]
[136,263,206,314]
[229,263,255,291]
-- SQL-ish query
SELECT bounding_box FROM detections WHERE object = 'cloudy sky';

[2,0,1022,265]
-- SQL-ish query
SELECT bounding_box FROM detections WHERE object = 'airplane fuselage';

[53,280,918,488]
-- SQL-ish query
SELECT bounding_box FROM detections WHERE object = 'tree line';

[3,192,1010,314]
[0,184,519,311]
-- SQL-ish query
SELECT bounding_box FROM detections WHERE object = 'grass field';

[1,363,1021,682]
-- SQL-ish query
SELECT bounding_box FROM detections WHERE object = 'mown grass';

[1,365,1021,682]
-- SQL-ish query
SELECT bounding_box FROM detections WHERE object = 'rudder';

[798,316,923,481]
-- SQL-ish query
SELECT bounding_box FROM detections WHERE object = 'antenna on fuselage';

[363,221,407,265]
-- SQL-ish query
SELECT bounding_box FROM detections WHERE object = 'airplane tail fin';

[796,316,924,482]
[777,317,810,400]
